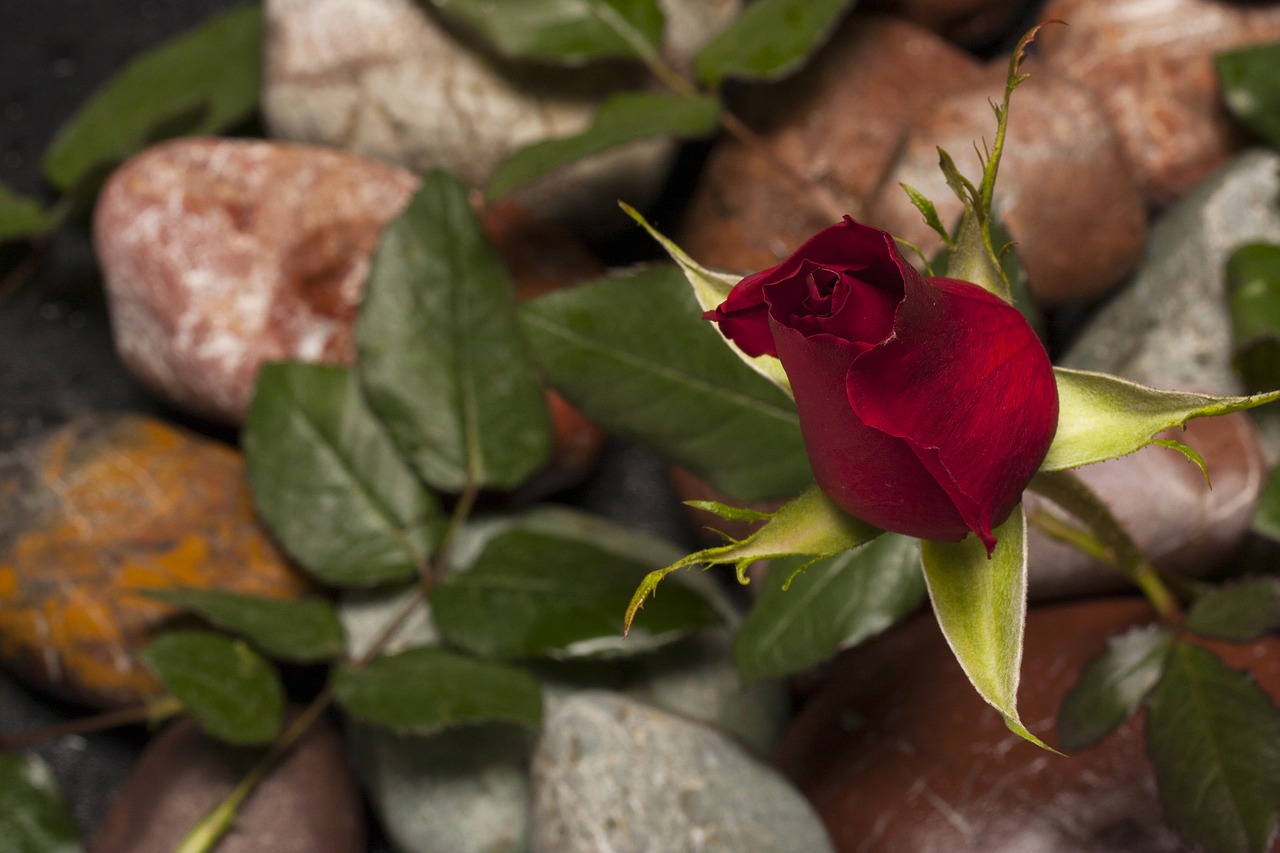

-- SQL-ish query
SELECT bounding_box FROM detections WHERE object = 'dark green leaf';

[1256,466,1280,542]
[357,170,552,492]
[244,362,440,587]
[520,265,809,501]
[332,646,543,734]
[1227,243,1280,392]
[42,4,262,191]
[143,631,284,745]
[488,92,720,199]
[0,183,51,243]
[733,534,924,682]
[1186,578,1280,642]
[432,529,721,659]
[1218,42,1280,149]
[694,0,853,86]
[0,754,81,853]
[428,0,664,63]
[1057,624,1173,752]
[1147,641,1280,853]
[142,588,347,662]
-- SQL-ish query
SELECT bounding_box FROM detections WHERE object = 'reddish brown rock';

[863,0,1025,46]
[678,14,984,277]
[775,597,1280,852]
[0,415,309,709]
[869,61,1147,305]
[1027,412,1267,602]
[1039,0,1280,207]
[90,714,364,853]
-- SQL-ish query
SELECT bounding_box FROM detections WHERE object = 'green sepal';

[1042,367,1280,472]
[623,484,881,634]
[684,500,774,523]
[921,506,1054,751]
[900,183,952,248]
[620,202,792,397]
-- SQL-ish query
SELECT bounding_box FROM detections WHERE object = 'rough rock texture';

[869,61,1147,305]
[90,715,364,853]
[1039,0,1280,207]
[775,598,1280,852]
[0,414,308,708]
[678,14,984,276]
[262,0,740,232]
[530,691,834,853]
[1064,149,1280,395]
[1027,413,1266,602]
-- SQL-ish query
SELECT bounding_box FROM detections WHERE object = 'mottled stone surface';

[531,691,834,853]
[0,414,308,708]
[90,715,364,853]
[775,598,1280,852]
[679,14,984,276]
[1039,0,1280,207]
[870,61,1147,305]
[262,0,739,232]
[1064,149,1280,395]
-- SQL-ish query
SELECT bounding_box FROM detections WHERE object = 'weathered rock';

[0,414,309,708]
[869,61,1147,305]
[1027,413,1266,602]
[531,691,834,853]
[679,14,984,276]
[1064,149,1280,395]
[1039,0,1280,207]
[774,598,1280,852]
[262,0,740,233]
[862,0,1025,47]
[90,714,364,853]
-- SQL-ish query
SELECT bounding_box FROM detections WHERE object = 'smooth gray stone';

[530,692,833,853]
[1064,149,1280,395]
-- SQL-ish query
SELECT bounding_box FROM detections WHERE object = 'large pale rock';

[1063,149,1280,395]
[90,715,364,853]
[678,14,984,276]
[869,61,1147,305]
[530,691,834,853]
[1039,0,1280,207]
[0,414,308,709]
[775,598,1280,852]
[262,0,740,233]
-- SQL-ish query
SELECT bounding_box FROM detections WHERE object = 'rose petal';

[846,276,1058,552]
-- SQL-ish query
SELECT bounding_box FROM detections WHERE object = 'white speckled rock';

[530,692,834,853]
[262,0,740,234]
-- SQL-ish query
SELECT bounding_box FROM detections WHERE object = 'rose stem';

[176,481,482,853]
[1028,471,1181,624]
[0,695,183,752]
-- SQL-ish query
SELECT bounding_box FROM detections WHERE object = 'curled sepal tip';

[624,484,882,635]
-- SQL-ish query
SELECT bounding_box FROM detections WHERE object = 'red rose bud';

[706,217,1057,553]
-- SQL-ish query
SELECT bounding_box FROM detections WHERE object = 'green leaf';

[1255,466,1280,542]
[42,4,262,191]
[1217,41,1280,149]
[520,265,809,501]
[427,0,664,64]
[332,646,543,734]
[1227,243,1280,392]
[1147,641,1280,853]
[141,588,347,663]
[357,170,552,492]
[0,183,51,243]
[244,362,440,587]
[489,92,719,199]
[620,203,792,396]
[0,754,81,853]
[143,631,284,745]
[432,529,720,659]
[1042,367,1280,472]
[1186,578,1280,642]
[921,506,1049,749]
[733,533,925,682]
[693,0,853,86]
[625,484,882,632]
[1057,624,1173,752]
